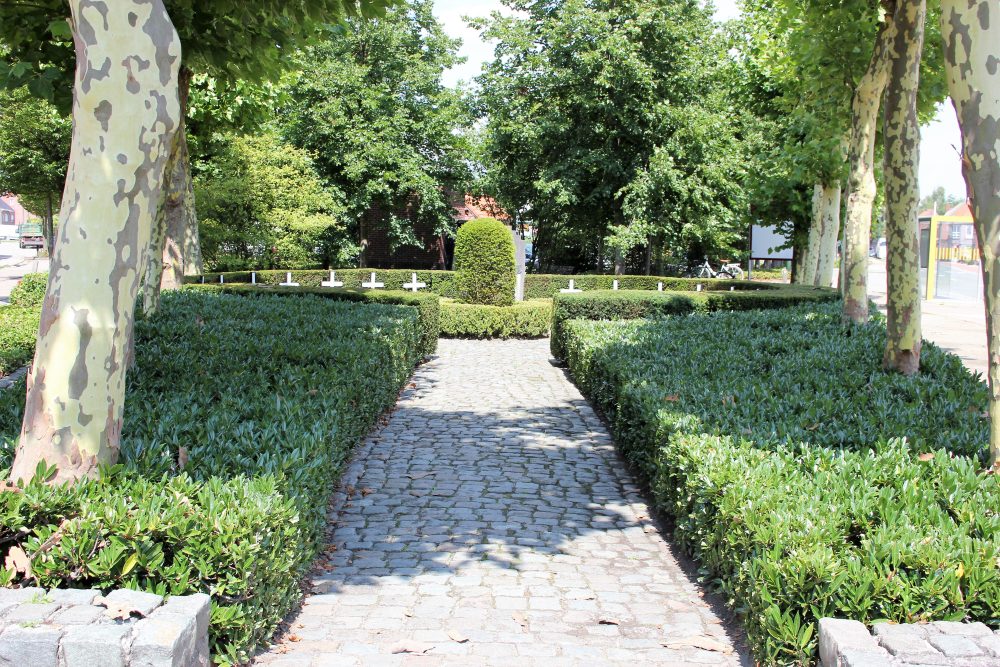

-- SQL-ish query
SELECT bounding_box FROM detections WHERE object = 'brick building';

[360,192,508,269]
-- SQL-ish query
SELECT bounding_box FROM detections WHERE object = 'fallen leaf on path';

[664,600,689,612]
[95,596,146,621]
[448,629,469,643]
[663,637,733,654]
[598,618,620,625]
[391,642,435,655]
[512,612,528,629]
[360,487,375,496]
[287,634,301,643]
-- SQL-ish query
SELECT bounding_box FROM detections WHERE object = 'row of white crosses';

[273,270,427,292]
[558,279,706,292]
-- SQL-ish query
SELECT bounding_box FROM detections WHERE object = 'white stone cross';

[613,279,619,291]
[362,272,384,289]
[219,275,225,284]
[280,272,300,287]
[657,282,664,292]
[251,272,257,285]
[200,276,205,284]
[322,271,344,288]
[402,272,426,292]
[559,279,582,293]
[696,283,703,292]
[730,286,735,291]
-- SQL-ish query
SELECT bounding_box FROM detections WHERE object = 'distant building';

[0,194,35,231]
[361,192,509,269]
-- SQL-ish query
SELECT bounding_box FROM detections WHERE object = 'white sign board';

[750,225,794,260]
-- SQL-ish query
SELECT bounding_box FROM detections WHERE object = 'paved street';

[257,339,748,666]
[0,240,49,305]
[867,258,988,376]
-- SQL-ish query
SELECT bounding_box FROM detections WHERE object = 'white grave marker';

[322,271,344,288]
[280,272,300,287]
[251,272,257,285]
[200,276,205,284]
[657,282,664,292]
[362,272,384,289]
[403,273,427,292]
[219,275,224,284]
[696,283,703,292]
[613,279,619,291]
[559,279,582,293]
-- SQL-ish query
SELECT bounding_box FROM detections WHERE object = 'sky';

[432,0,966,199]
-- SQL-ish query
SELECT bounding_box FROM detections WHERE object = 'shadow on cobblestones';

[256,339,750,666]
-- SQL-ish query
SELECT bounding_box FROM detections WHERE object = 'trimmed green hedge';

[186,269,771,299]
[562,303,997,665]
[0,291,423,663]
[187,284,439,357]
[0,306,39,376]
[550,285,839,359]
[8,273,48,308]
[440,299,551,339]
[453,218,515,306]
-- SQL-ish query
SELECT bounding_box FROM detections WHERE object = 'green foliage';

[0,306,39,376]
[550,284,838,358]
[562,303,996,664]
[7,273,48,308]
[282,0,472,262]
[190,284,439,356]
[0,87,70,218]
[453,218,516,306]
[0,291,422,663]
[474,0,747,270]
[440,300,551,339]
[194,133,345,270]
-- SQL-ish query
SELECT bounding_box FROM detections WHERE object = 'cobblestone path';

[257,339,748,666]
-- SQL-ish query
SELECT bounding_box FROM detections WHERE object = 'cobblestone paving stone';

[257,339,749,666]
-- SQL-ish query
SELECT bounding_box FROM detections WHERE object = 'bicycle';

[683,257,743,280]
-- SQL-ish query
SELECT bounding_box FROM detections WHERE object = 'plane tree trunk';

[843,13,896,323]
[882,0,925,376]
[9,0,182,484]
[940,0,1000,467]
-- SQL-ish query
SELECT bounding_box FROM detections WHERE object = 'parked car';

[870,237,887,259]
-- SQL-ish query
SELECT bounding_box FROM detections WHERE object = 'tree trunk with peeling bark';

[882,0,925,376]
[144,66,194,314]
[940,0,1000,467]
[843,13,896,323]
[9,0,181,484]
[813,182,842,288]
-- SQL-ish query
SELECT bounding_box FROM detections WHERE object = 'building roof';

[943,200,973,218]
[450,193,509,222]
[917,208,935,220]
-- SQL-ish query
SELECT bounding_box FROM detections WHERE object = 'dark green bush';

[0,306,40,376]
[563,303,997,665]
[0,291,423,663]
[550,285,838,358]
[188,283,440,357]
[8,273,48,308]
[453,218,516,306]
[440,299,551,339]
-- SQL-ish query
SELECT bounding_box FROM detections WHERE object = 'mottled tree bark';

[940,0,999,467]
[843,13,896,323]
[813,182,842,288]
[882,0,925,376]
[9,0,181,484]
[795,184,824,285]
[143,66,194,313]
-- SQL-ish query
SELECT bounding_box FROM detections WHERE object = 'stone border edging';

[0,587,209,666]
[0,366,28,390]
[819,617,1000,666]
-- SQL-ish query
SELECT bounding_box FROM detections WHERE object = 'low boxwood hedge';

[7,272,48,308]
[550,285,838,358]
[187,268,784,300]
[440,299,551,339]
[187,283,440,357]
[0,290,423,663]
[562,303,997,665]
[0,305,40,376]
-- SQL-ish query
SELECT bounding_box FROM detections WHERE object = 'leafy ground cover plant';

[550,286,838,358]
[0,305,40,376]
[0,291,423,663]
[440,299,551,338]
[7,272,48,308]
[562,303,997,665]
